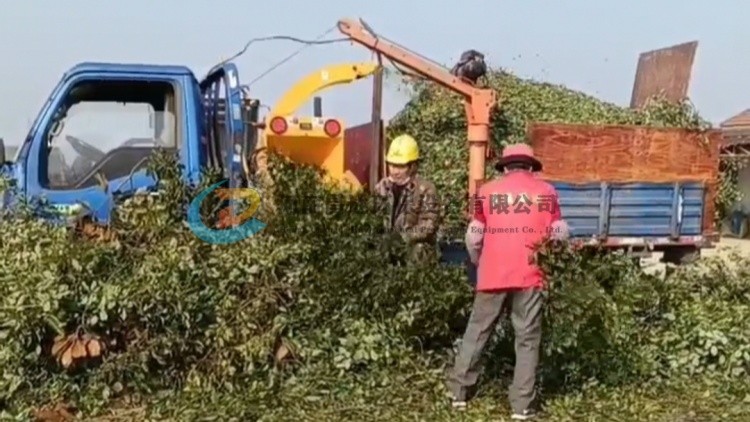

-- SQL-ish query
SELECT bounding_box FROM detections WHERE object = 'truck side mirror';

[0,138,5,164]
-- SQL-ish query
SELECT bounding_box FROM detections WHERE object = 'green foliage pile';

[387,69,731,233]
[1,150,749,420]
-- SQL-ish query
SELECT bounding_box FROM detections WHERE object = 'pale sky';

[1,0,749,147]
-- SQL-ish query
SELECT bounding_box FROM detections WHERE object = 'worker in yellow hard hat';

[375,134,441,264]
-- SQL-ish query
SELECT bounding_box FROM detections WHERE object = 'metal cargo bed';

[554,181,706,246]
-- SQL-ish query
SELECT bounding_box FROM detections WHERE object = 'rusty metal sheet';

[720,109,750,129]
[344,121,379,187]
[630,41,698,108]
[718,110,750,148]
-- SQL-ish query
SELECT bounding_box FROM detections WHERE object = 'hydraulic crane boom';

[336,18,497,199]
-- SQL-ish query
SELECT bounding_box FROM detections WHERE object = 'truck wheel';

[662,246,700,265]
[740,217,750,239]
[662,246,700,277]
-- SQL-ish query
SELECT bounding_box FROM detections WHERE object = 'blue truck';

[0,62,259,222]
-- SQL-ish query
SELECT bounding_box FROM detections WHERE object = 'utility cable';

[216,21,439,88]
[214,25,349,79]
[243,26,346,87]
[221,27,349,65]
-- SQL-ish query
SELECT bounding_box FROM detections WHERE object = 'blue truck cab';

[0,62,257,222]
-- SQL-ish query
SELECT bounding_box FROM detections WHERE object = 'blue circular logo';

[187,181,266,244]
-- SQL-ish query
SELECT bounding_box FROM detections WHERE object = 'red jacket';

[472,171,562,291]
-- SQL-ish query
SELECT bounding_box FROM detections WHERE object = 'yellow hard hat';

[386,134,419,164]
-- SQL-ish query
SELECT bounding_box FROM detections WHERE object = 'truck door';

[199,63,247,223]
[199,63,246,190]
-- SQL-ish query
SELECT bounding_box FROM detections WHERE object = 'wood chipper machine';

[253,62,380,190]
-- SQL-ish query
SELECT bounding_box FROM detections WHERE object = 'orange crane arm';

[336,18,497,200]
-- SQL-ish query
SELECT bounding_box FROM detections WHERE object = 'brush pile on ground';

[0,69,748,421]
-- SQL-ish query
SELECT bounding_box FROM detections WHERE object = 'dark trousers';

[446,288,544,413]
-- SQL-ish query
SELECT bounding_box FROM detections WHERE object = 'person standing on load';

[446,143,569,420]
[374,134,441,264]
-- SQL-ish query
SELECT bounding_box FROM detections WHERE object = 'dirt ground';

[641,237,750,274]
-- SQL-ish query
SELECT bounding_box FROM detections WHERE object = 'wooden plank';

[370,67,384,190]
[528,123,722,237]
[630,41,698,108]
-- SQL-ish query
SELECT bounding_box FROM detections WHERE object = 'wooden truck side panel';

[528,123,722,241]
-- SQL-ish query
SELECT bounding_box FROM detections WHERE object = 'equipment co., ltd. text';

[470,226,563,234]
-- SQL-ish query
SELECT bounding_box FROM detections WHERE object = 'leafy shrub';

[2,150,749,420]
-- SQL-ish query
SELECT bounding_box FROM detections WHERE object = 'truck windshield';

[45,80,178,189]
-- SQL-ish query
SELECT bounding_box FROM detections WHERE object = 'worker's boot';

[511,409,538,420]
[450,398,467,411]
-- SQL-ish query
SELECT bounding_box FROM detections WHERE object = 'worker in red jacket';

[446,143,568,420]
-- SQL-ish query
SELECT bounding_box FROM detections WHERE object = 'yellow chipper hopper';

[258,62,378,190]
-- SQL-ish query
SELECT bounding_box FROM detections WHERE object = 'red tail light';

[323,119,341,137]
[269,117,288,135]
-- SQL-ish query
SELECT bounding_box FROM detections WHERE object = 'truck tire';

[730,211,748,238]
[662,246,701,265]
[740,217,750,239]
[662,246,700,276]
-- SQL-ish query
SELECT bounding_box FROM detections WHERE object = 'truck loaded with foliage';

[1,67,748,421]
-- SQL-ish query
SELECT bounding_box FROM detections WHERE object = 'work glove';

[465,220,485,265]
